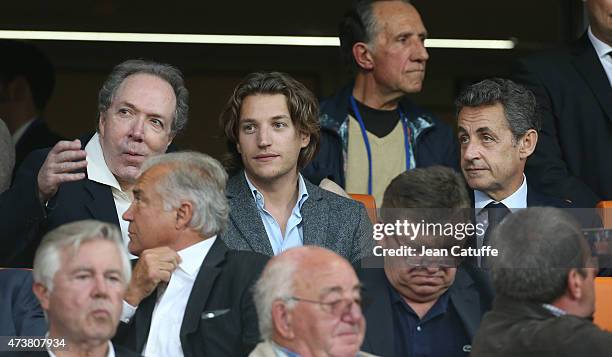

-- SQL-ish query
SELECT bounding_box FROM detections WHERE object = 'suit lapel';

[179,239,226,340]
[361,268,395,357]
[226,173,274,255]
[449,268,481,339]
[301,181,330,248]
[83,178,121,226]
[571,35,612,122]
[135,292,157,352]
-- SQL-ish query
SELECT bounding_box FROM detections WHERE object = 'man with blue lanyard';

[302,0,458,206]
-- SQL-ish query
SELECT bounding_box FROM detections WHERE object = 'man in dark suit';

[302,0,458,206]
[512,0,612,208]
[471,207,612,357]
[356,166,492,357]
[0,40,63,176]
[113,151,268,357]
[0,269,46,337]
[218,72,373,264]
[0,59,189,267]
[26,220,139,357]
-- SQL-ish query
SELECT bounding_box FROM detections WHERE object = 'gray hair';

[253,257,298,340]
[490,207,589,303]
[32,220,131,292]
[339,0,412,72]
[455,78,540,141]
[141,151,229,237]
[97,59,189,136]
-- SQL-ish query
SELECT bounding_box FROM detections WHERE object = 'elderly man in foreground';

[250,246,376,357]
[29,220,138,356]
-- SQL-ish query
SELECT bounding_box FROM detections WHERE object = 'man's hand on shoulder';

[124,247,181,306]
[37,139,88,203]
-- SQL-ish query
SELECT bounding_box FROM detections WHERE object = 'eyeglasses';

[284,296,362,316]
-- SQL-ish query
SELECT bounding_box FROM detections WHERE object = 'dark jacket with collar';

[0,133,177,267]
[513,33,612,207]
[471,295,612,357]
[218,172,374,264]
[355,261,492,357]
[0,138,116,267]
[0,269,46,337]
[113,238,269,357]
[302,83,459,186]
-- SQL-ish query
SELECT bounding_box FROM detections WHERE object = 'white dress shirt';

[126,237,216,357]
[85,133,134,257]
[588,26,612,88]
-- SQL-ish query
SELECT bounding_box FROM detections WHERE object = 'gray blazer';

[219,172,373,263]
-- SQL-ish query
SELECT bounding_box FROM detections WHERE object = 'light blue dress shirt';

[245,172,309,255]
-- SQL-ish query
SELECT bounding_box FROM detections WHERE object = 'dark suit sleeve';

[239,254,269,356]
[0,150,49,265]
[13,272,46,336]
[513,58,601,207]
[350,204,374,264]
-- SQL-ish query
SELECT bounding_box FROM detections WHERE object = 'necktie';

[482,202,511,267]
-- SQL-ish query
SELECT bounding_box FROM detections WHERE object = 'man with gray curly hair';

[1,59,188,267]
[113,151,268,357]
[31,220,138,356]
[251,246,374,357]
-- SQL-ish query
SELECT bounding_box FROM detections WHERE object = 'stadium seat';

[594,277,612,331]
[349,193,377,224]
[596,201,612,229]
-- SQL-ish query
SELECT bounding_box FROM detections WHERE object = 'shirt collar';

[588,26,612,60]
[46,334,115,357]
[176,236,216,278]
[11,117,35,144]
[542,303,567,317]
[475,174,527,214]
[85,133,123,192]
[244,171,309,211]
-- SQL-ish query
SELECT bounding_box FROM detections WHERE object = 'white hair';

[253,257,298,340]
[32,220,131,291]
[140,151,229,237]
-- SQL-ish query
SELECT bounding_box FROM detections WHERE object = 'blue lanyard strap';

[349,96,412,195]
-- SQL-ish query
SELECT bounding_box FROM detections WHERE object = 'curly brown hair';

[219,72,320,172]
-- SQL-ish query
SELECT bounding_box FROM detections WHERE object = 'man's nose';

[129,117,145,141]
[257,126,271,147]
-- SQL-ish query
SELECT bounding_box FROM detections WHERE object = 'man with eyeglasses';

[250,246,376,357]
[356,166,493,357]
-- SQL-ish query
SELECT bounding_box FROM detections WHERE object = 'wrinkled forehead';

[56,240,123,276]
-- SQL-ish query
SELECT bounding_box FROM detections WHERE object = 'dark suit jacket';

[356,262,492,357]
[1,343,139,357]
[0,269,46,336]
[471,295,612,357]
[113,239,269,357]
[218,172,374,264]
[13,118,63,180]
[0,139,117,267]
[513,34,612,207]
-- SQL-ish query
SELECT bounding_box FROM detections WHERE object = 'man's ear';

[300,131,310,149]
[271,300,295,339]
[175,200,194,230]
[352,42,375,71]
[566,268,584,300]
[98,113,106,138]
[32,282,50,311]
[518,129,538,160]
